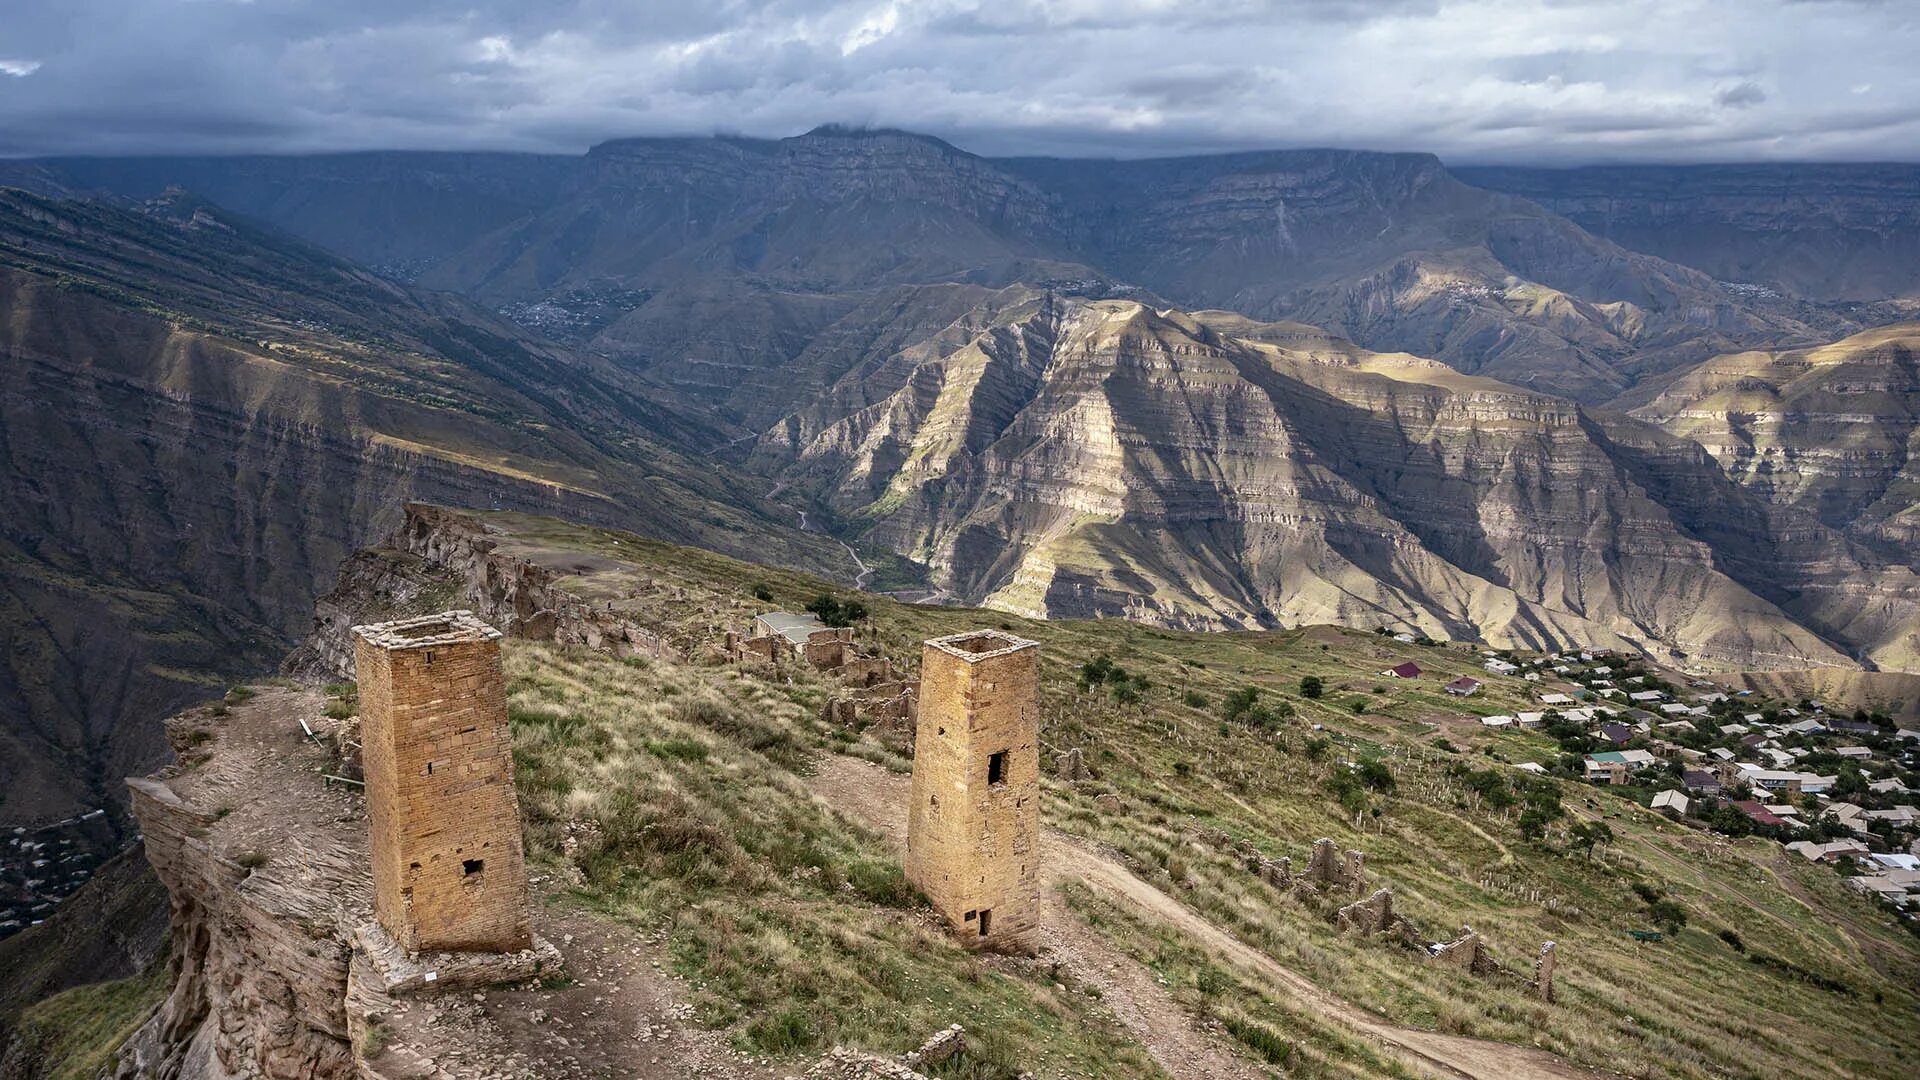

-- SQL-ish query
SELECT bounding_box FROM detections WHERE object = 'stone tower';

[906,629,1041,949]
[354,611,531,954]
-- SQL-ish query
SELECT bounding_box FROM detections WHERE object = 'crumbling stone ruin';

[1302,838,1366,894]
[1430,926,1498,975]
[353,611,531,954]
[901,1025,966,1069]
[1056,746,1089,781]
[1258,856,1293,890]
[1532,940,1558,1003]
[727,611,918,724]
[906,630,1042,949]
[1334,887,1416,941]
[806,1025,968,1079]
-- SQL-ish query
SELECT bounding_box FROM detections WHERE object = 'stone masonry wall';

[905,631,1040,949]
[355,614,530,954]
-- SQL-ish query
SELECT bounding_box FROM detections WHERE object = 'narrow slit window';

[987,750,1008,786]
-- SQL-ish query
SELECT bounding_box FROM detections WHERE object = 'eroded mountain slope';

[758,294,1919,670]
[0,188,842,825]
[1629,322,1920,560]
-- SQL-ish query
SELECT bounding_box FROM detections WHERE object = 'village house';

[1682,769,1723,794]
[1584,754,1628,784]
[1787,839,1870,863]
[1539,692,1575,707]
[1732,800,1787,827]
[1652,790,1690,816]
[1384,661,1422,678]
[1584,749,1656,784]
[1444,675,1482,696]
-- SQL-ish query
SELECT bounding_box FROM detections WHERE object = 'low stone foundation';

[806,1025,970,1080]
[350,921,563,996]
[1334,888,1416,941]
[1430,926,1497,975]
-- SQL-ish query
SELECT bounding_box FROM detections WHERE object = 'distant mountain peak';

[796,124,961,151]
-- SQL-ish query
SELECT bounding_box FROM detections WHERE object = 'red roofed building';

[1386,661,1422,679]
[1732,800,1785,827]
[1444,676,1481,696]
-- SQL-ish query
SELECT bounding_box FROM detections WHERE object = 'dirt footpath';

[812,756,1606,1080]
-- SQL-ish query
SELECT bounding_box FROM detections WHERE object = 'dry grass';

[479,508,1920,1080]
[7,967,169,1080]
[503,644,1164,1077]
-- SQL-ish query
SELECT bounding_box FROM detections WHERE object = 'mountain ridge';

[755,293,1919,671]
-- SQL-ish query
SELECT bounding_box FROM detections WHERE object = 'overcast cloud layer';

[0,0,1914,163]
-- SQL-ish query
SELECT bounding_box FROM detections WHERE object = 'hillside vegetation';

[466,510,1920,1079]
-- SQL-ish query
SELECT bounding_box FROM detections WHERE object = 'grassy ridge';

[478,508,1920,1080]
[504,643,1165,1076]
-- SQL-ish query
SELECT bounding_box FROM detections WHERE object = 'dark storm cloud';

[0,0,1912,163]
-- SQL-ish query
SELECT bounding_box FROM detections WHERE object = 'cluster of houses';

[1464,647,1920,915]
[1374,658,1485,699]
[0,808,114,938]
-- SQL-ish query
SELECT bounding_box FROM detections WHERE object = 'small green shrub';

[744,1008,818,1055]
[846,859,915,907]
[1221,1013,1292,1065]
[646,738,710,762]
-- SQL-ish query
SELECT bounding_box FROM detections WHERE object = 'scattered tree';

[805,594,867,627]
[1570,820,1613,860]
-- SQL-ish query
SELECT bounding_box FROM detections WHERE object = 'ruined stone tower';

[906,629,1041,949]
[354,611,531,954]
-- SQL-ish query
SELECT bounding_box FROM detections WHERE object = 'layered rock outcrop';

[285,504,675,681]
[760,295,1919,670]
[112,693,364,1080]
[1630,323,1920,561]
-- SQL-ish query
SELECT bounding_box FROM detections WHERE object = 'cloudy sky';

[0,0,1914,163]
